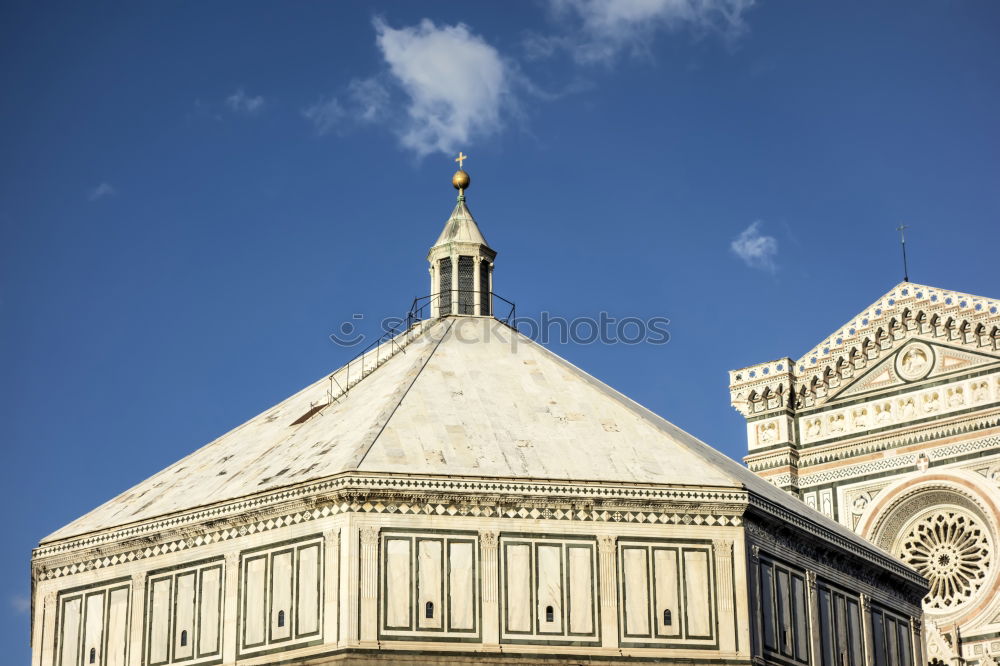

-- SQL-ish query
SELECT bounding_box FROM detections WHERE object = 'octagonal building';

[32,168,926,666]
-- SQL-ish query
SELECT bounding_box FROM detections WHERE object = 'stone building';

[32,166,926,666]
[731,282,1000,664]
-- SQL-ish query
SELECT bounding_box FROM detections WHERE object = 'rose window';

[898,511,992,611]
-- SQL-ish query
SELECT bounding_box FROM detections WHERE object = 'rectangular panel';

[417,539,443,629]
[505,544,531,633]
[683,549,712,639]
[761,562,776,651]
[59,597,82,666]
[872,611,886,666]
[198,567,222,657]
[792,575,808,663]
[898,620,912,666]
[886,617,899,666]
[296,544,321,637]
[385,538,412,629]
[567,546,593,635]
[776,569,791,657]
[847,599,863,666]
[653,548,680,637]
[84,592,105,666]
[105,588,129,666]
[149,577,172,665]
[448,541,475,631]
[271,550,294,641]
[819,587,835,666]
[243,556,267,648]
[622,547,650,637]
[174,572,196,659]
[536,544,563,634]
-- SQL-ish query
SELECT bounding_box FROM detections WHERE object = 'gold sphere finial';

[452,151,470,190]
[452,169,470,190]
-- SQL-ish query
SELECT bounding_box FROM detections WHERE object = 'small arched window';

[89,648,96,664]
[180,630,188,647]
[663,609,672,626]
[277,610,285,627]
[545,606,554,622]
[425,601,434,618]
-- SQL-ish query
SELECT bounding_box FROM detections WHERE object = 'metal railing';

[407,290,516,329]
[294,291,519,418]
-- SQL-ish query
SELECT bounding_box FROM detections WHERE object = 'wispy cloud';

[10,595,29,615]
[302,77,391,136]
[731,221,778,272]
[541,0,754,64]
[374,18,511,157]
[226,89,265,115]
[88,182,116,202]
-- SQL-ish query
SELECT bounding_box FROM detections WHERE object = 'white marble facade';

[732,282,1000,665]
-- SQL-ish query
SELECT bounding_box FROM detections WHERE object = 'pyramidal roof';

[45,316,876,556]
[433,198,488,247]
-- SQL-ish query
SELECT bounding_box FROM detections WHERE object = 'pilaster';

[806,570,820,666]
[222,552,240,662]
[341,520,360,645]
[861,593,875,666]
[126,572,146,666]
[323,528,340,646]
[714,538,737,653]
[480,530,500,645]
[359,525,379,646]
[748,544,763,660]
[911,617,925,666]
[35,589,56,666]
[598,535,619,649]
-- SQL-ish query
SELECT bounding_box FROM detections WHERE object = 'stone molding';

[32,481,749,582]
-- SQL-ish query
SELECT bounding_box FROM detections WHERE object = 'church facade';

[731,282,1000,665]
[32,166,927,666]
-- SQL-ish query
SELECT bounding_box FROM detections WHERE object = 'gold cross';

[455,152,468,169]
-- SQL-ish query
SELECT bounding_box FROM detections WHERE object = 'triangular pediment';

[827,338,1000,403]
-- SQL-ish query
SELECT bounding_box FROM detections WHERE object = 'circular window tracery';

[897,510,992,611]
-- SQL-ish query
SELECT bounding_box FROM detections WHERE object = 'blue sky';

[2,0,998,657]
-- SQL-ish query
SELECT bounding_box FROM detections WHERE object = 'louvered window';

[439,258,452,315]
[479,260,490,315]
[458,256,474,314]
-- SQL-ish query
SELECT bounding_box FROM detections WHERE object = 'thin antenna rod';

[896,225,910,282]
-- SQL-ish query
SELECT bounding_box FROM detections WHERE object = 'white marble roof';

[433,198,488,247]
[45,317,874,553]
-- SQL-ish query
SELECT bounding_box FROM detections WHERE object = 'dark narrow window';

[425,601,434,619]
[179,629,188,647]
[89,647,96,664]
[819,587,835,666]
[662,609,672,626]
[438,258,452,315]
[479,260,490,315]
[872,610,886,666]
[458,255,474,314]
[847,599,863,666]
[760,562,776,651]
[885,616,899,666]
[545,605,554,622]
[776,569,792,657]
[277,610,285,627]
[791,575,808,663]
[897,620,912,666]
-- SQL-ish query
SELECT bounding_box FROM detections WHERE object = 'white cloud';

[348,78,391,123]
[226,89,265,115]
[374,18,510,157]
[731,221,778,272]
[548,0,754,63]
[10,595,29,615]
[88,182,116,202]
[302,96,346,136]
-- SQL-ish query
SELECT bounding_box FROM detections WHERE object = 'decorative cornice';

[35,473,748,560]
[32,481,749,582]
